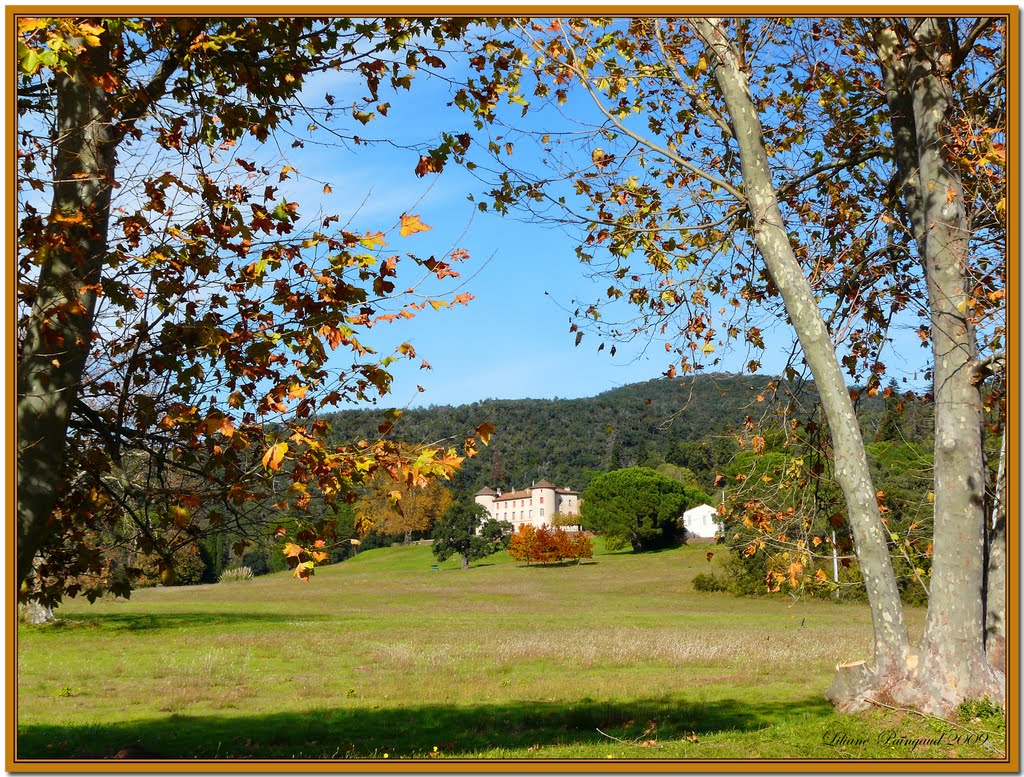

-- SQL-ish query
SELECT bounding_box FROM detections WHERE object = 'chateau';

[474,479,581,531]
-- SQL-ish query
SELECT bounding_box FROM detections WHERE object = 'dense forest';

[324,374,931,497]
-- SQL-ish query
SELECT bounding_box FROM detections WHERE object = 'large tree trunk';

[693,19,911,694]
[17,41,116,587]
[985,430,1006,673]
[874,18,1003,714]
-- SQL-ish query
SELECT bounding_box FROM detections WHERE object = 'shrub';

[692,572,729,592]
[508,524,593,565]
[219,566,254,583]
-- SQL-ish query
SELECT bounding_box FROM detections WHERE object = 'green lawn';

[16,542,1006,762]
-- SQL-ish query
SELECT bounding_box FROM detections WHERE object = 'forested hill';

[325,374,926,497]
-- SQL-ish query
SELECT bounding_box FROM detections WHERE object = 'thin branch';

[951,17,996,72]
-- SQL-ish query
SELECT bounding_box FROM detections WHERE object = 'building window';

[520,511,524,520]
[540,508,545,518]
[540,496,544,503]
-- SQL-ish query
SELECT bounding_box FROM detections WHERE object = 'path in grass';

[16,543,1004,760]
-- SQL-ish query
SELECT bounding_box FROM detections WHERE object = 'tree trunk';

[694,20,911,697]
[874,18,1003,714]
[18,601,56,625]
[985,430,1006,673]
[17,42,116,588]
[460,553,469,570]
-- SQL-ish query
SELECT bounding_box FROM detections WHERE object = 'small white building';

[682,503,722,540]
[475,479,581,531]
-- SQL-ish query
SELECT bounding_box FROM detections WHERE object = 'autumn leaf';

[283,542,304,558]
[262,442,288,471]
[399,213,431,236]
[475,422,495,446]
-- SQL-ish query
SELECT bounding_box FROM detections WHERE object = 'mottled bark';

[17,44,116,587]
[875,18,1003,714]
[693,19,911,684]
[985,430,1006,672]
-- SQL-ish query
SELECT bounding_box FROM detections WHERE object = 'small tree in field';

[431,502,511,569]
[508,524,594,565]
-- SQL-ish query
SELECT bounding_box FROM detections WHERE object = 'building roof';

[474,487,497,496]
[684,503,719,517]
[531,479,557,490]
[556,488,580,495]
[494,488,531,503]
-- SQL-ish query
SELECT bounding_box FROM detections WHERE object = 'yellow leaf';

[475,422,495,446]
[701,342,715,354]
[399,213,431,237]
[288,383,308,400]
[283,542,303,558]
[815,568,828,582]
[359,231,388,249]
[262,442,288,471]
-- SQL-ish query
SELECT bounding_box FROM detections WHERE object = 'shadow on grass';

[31,611,329,634]
[17,694,834,760]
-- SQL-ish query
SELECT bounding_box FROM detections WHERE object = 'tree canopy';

[431,501,510,569]
[16,16,481,601]
[581,467,707,551]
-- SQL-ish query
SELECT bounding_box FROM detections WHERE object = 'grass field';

[16,542,1006,762]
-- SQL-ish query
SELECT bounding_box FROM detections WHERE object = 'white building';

[682,503,722,540]
[475,479,581,531]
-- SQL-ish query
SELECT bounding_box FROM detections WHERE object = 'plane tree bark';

[690,16,912,689]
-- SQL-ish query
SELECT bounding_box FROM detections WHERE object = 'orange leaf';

[475,422,495,446]
[283,542,303,558]
[262,442,288,471]
[399,213,431,237]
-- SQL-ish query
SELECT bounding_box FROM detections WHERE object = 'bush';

[219,566,254,583]
[508,524,594,565]
[691,572,729,592]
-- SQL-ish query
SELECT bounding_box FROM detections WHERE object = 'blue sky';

[271,51,936,411]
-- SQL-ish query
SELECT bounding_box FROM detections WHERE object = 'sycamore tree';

[441,16,1007,715]
[354,467,454,542]
[16,16,486,603]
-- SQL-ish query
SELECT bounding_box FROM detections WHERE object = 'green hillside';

[325,374,926,496]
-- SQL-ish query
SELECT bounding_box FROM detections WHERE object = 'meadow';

[16,542,1005,763]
